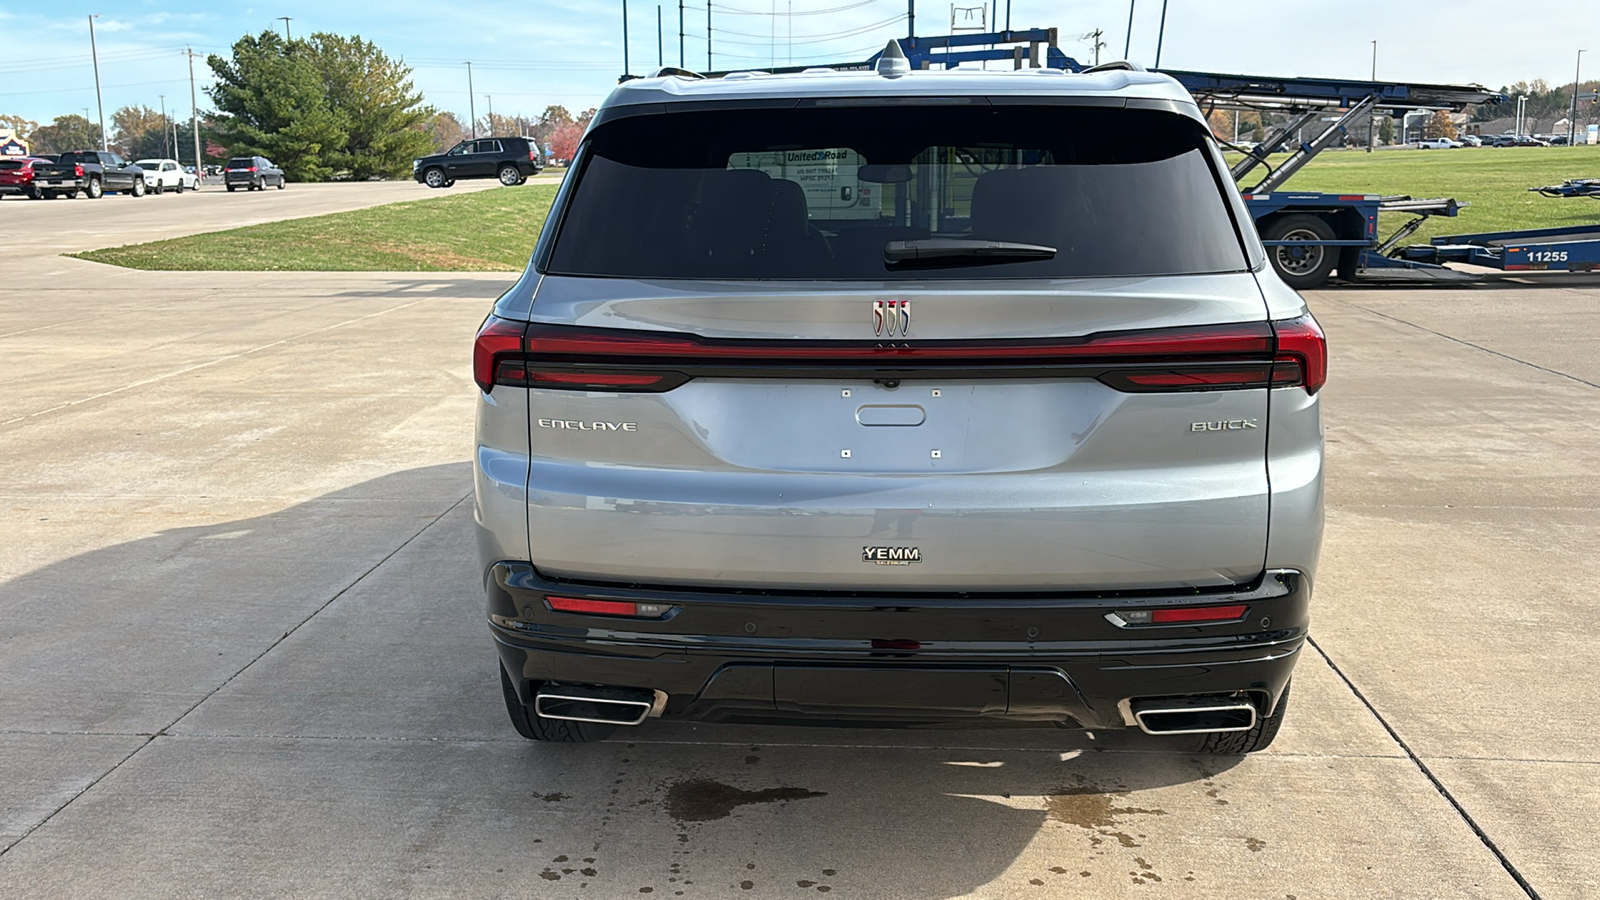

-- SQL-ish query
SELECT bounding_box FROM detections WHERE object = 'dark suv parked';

[413,137,543,188]
[224,156,285,191]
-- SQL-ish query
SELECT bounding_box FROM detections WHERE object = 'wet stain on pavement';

[1245,837,1267,852]
[1045,783,1167,849]
[664,779,827,823]
[539,792,569,802]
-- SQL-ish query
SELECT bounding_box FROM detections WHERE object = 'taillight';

[74,164,84,177]
[248,166,257,172]
[1271,314,1327,394]
[473,316,526,393]
[529,149,537,162]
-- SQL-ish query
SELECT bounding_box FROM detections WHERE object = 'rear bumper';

[488,564,1309,730]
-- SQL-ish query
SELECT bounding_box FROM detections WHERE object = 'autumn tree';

[1423,110,1458,140]
[425,110,467,153]
[111,105,173,159]
[546,122,584,164]
[28,114,103,154]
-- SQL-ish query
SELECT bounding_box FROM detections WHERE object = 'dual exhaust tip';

[536,683,1260,735]
[1130,696,1258,735]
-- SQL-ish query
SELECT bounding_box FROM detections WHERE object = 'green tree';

[305,33,433,179]
[1378,115,1394,145]
[208,31,345,180]
[111,105,172,159]
[29,114,103,154]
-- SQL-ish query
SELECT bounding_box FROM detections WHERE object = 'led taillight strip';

[473,315,1326,394]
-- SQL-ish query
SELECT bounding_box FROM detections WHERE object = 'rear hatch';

[501,99,1279,591]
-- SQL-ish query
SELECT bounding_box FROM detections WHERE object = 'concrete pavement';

[0,194,1595,897]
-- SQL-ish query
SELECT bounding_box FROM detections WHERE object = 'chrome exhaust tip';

[1129,696,1258,735]
[534,685,664,726]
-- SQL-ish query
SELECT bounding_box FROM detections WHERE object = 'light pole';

[277,16,292,40]
[1123,0,1136,60]
[1368,40,1377,153]
[1571,50,1586,146]
[622,0,630,75]
[88,15,107,151]
[160,94,168,157]
[186,48,202,178]
[1153,0,1169,69]
[465,62,476,140]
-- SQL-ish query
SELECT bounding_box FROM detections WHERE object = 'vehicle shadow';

[0,462,1244,897]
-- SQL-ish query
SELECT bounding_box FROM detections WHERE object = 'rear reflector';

[546,596,675,618]
[1117,604,1250,626]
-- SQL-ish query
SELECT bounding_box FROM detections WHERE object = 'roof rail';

[1082,60,1146,74]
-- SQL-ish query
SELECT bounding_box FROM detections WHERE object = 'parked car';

[1416,138,1460,149]
[0,156,52,199]
[1458,135,1482,147]
[32,150,146,198]
[133,158,199,194]
[475,53,1325,753]
[412,136,543,188]
[224,156,285,191]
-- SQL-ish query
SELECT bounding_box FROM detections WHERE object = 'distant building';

[0,129,29,157]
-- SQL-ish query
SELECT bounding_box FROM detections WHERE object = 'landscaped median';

[70,182,562,272]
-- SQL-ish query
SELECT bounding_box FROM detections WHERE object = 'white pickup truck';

[1416,138,1462,149]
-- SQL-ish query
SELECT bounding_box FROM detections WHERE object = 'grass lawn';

[71,147,1600,272]
[71,182,561,272]
[1232,145,1600,244]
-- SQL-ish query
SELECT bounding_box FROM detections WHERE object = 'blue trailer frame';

[1400,225,1600,272]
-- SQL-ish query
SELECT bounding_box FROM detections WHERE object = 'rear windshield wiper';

[884,238,1057,267]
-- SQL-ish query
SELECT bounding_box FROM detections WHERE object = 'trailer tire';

[1263,214,1337,290]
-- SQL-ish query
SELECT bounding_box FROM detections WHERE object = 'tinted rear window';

[546,105,1248,280]
[228,158,255,167]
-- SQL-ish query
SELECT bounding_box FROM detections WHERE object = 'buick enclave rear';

[473,58,1324,752]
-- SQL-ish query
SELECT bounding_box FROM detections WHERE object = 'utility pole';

[1368,40,1377,153]
[487,95,493,133]
[623,0,630,75]
[1153,0,1168,69]
[1571,50,1586,146]
[1124,0,1136,59]
[465,62,476,139]
[186,48,201,177]
[706,0,712,71]
[1081,28,1105,66]
[678,0,684,67]
[278,16,292,40]
[658,5,664,67]
[908,0,915,39]
[88,15,107,150]
[160,94,168,157]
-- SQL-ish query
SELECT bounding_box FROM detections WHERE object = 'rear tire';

[1262,214,1337,290]
[151,180,163,195]
[85,177,102,199]
[174,179,184,194]
[1196,681,1290,754]
[499,664,619,743]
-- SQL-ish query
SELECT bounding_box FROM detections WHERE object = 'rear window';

[228,158,255,168]
[545,104,1249,280]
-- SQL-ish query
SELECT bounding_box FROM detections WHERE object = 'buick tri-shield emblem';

[872,299,910,337]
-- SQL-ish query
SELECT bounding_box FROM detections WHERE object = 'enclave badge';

[863,546,921,565]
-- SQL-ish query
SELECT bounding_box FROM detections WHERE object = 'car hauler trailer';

[685,29,1501,289]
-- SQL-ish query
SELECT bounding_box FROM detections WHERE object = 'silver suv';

[475,51,1325,752]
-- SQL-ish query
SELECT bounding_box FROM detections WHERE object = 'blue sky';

[0,0,1593,128]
